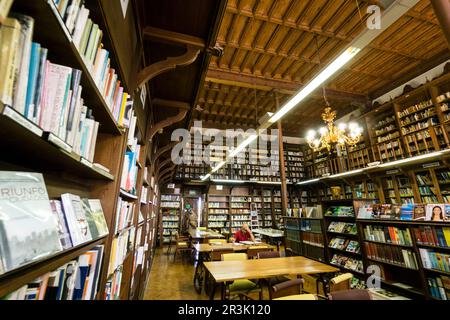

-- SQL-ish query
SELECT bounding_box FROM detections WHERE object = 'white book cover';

[40,63,72,134]
[72,6,89,46]
[61,193,92,246]
[0,171,62,275]
[87,121,99,162]
[87,199,109,237]
[66,85,82,146]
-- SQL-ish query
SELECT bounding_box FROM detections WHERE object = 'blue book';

[99,50,109,84]
[24,42,41,119]
[400,204,414,220]
[436,228,447,247]
[73,255,90,300]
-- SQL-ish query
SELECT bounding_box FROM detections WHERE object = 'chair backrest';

[221,253,248,261]
[271,278,304,299]
[257,251,281,259]
[328,289,372,300]
[210,248,234,261]
[329,273,353,292]
[247,246,273,259]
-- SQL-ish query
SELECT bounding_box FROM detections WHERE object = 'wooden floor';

[143,247,322,300]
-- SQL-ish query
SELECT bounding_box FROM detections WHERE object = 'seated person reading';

[232,223,255,243]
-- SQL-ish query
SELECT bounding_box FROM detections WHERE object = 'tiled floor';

[143,247,322,300]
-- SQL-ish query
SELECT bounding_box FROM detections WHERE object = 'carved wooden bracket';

[158,165,176,182]
[152,142,177,167]
[147,108,188,141]
[157,158,173,175]
[137,45,201,87]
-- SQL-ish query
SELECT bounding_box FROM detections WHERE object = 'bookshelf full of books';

[206,193,230,233]
[323,200,370,277]
[0,0,158,301]
[262,188,274,228]
[230,187,253,234]
[284,206,325,261]
[160,193,181,244]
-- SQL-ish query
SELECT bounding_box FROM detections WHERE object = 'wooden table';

[192,242,275,294]
[203,256,339,300]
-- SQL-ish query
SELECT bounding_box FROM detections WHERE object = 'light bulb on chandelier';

[305,107,363,152]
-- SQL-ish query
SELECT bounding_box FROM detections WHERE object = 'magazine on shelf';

[0,171,62,276]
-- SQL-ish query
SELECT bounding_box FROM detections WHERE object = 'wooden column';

[430,0,450,50]
[276,93,289,218]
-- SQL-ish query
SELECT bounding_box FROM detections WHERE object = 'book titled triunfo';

[0,171,62,275]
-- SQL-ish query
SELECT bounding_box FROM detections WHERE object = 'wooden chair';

[319,272,353,297]
[221,253,262,300]
[328,289,372,300]
[173,233,192,262]
[256,250,293,299]
[271,279,310,300]
[247,245,273,259]
[210,247,234,261]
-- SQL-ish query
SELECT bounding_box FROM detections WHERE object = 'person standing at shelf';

[231,223,255,243]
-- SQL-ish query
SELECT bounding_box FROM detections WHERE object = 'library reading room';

[2,0,450,304]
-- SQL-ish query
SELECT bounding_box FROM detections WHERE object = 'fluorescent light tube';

[378,150,444,168]
[297,178,320,185]
[328,168,364,178]
[229,134,258,158]
[200,174,211,181]
[269,47,361,123]
[212,179,245,184]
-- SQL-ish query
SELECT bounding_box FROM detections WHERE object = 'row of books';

[413,226,450,248]
[363,225,413,246]
[328,222,357,234]
[329,238,361,253]
[104,267,122,300]
[358,203,450,222]
[108,227,134,276]
[302,232,323,247]
[2,246,104,300]
[52,0,133,126]
[427,275,450,300]
[285,206,322,218]
[330,254,364,273]
[325,206,354,217]
[0,171,108,276]
[300,219,322,233]
[0,15,102,160]
[364,242,419,269]
[114,198,135,235]
[419,249,450,273]
[120,137,141,194]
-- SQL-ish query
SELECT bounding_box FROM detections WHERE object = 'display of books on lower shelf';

[0,171,109,276]
[364,242,419,269]
[108,226,134,276]
[419,249,450,274]
[2,245,104,300]
[426,275,450,300]
[330,254,364,274]
[329,238,361,254]
[325,206,355,217]
[363,225,413,246]
[327,222,357,235]
[413,225,450,248]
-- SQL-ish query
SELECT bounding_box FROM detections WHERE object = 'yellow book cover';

[443,228,450,246]
[0,18,21,107]
[108,237,118,275]
[0,0,14,23]
[118,92,128,125]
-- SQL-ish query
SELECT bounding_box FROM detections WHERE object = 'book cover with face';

[426,204,446,222]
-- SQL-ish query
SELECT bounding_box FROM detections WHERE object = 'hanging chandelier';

[306,107,363,152]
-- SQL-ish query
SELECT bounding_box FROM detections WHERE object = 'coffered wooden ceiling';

[192,0,450,137]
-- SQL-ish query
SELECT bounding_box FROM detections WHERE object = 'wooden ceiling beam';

[206,69,369,103]
[225,7,426,62]
[143,26,206,49]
